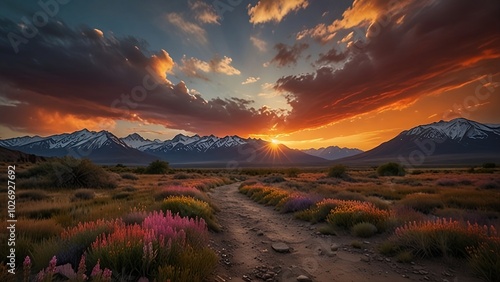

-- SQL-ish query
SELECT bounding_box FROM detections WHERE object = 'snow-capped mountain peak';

[403,118,500,141]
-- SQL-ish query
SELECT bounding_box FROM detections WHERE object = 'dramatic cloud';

[316,47,347,64]
[179,55,241,79]
[189,0,221,25]
[270,43,309,67]
[242,77,260,85]
[0,19,281,136]
[276,0,500,132]
[166,13,207,44]
[250,36,268,52]
[297,0,415,43]
[248,0,309,24]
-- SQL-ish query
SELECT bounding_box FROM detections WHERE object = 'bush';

[436,178,458,186]
[285,168,301,177]
[399,193,444,214]
[155,186,209,202]
[120,173,139,180]
[327,201,390,231]
[392,218,496,258]
[20,157,117,188]
[296,198,344,223]
[482,163,496,169]
[278,194,317,213]
[161,196,219,232]
[145,160,170,174]
[351,222,378,238]
[467,239,500,282]
[262,175,286,183]
[377,162,405,176]
[17,190,49,201]
[72,189,95,200]
[327,165,347,178]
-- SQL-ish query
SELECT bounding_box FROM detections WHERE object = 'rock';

[330,243,340,251]
[272,242,290,253]
[257,230,264,236]
[361,256,370,262]
[297,275,312,282]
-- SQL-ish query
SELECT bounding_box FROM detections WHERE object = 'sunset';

[1,0,499,151]
[1,1,500,282]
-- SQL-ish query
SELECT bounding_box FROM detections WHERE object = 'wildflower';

[91,259,103,277]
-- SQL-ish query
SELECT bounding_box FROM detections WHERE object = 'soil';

[207,183,483,282]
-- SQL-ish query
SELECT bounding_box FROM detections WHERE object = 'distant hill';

[0,146,47,163]
[336,118,500,166]
[301,146,363,160]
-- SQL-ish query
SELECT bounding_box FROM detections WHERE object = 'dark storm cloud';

[0,18,283,136]
[270,42,309,67]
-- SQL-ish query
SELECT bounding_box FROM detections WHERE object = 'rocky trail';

[207,183,481,282]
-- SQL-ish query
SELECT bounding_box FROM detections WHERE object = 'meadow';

[0,159,499,281]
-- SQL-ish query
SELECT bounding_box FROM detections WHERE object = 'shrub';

[351,222,378,238]
[161,196,219,231]
[392,218,497,258]
[327,201,390,231]
[145,160,170,174]
[73,189,95,200]
[333,191,366,202]
[155,186,209,203]
[260,189,290,206]
[396,251,414,263]
[262,175,286,183]
[112,192,130,200]
[477,180,500,190]
[467,239,500,282]
[17,190,49,201]
[296,198,344,223]
[122,208,148,225]
[57,158,117,188]
[21,157,117,189]
[436,178,458,186]
[120,173,139,180]
[377,162,405,176]
[327,165,347,178]
[285,168,301,177]
[399,193,444,214]
[278,194,318,213]
[482,163,496,169]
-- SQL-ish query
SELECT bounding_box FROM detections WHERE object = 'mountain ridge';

[336,118,500,166]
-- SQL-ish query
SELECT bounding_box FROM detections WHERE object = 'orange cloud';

[248,0,309,24]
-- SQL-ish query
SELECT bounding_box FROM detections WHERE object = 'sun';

[271,139,279,144]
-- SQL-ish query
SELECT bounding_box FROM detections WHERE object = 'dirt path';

[208,183,481,282]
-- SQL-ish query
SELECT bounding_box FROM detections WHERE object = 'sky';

[0,0,499,151]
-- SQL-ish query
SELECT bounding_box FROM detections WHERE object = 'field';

[1,160,499,281]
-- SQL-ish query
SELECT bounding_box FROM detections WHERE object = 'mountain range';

[0,130,326,166]
[0,118,498,166]
[337,118,500,166]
